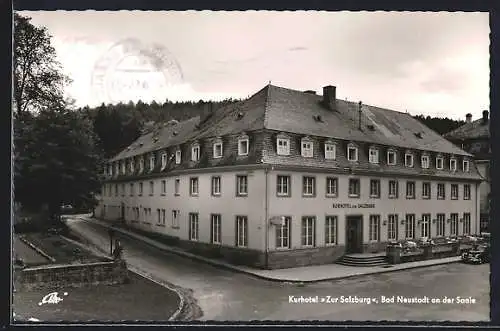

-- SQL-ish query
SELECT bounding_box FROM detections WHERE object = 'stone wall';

[267,245,345,269]
[363,241,388,253]
[15,259,129,291]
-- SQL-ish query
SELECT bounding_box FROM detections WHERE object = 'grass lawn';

[14,236,50,266]
[13,272,180,322]
[21,233,106,265]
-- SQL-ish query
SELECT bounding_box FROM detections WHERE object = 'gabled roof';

[110,84,472,162]
[443,118,490,141]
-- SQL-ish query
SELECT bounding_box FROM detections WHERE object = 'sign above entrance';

[333,203,375,209]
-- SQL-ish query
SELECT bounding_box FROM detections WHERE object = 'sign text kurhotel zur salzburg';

[332,203,376,209]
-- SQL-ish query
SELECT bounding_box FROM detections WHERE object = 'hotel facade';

[96,84,482,269]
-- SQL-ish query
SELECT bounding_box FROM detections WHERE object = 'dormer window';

[139,157,144,173]
[115,162,119,176]
[450,158,457,172]
[301,137,313,158]
[421,155,430,169]
[277,136,290,156]
[121,160,126,174]
[324,141,336,160]
[161,152,167,170]
[191,143,200,162]
[405,153,414,167]
[436,156,444,170]
[108,164,113,176]
[213,139,223,159]
[129,158,135,173]
[347,144,358,162]
[149,154,156,171]
[238,135,249,156]
[463,159,470,172]
[368,147,379,164]
[175,150,182,164]
[387,150,396,165]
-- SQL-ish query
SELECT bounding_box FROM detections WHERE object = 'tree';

[14,108,102,222]
[13,13,71,115]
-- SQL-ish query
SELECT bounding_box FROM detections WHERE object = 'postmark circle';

[91,38,184,105]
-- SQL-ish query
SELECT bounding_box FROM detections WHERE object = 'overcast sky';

[19,11,489,120]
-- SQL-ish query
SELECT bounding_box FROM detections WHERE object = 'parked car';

[461,243,490,264]
[61,204,74,213]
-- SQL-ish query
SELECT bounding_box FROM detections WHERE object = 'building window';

[405,153,414,167]
[157,209,161,225]
[436,157,444,170]
[349,178,360,198]
[301,138,313,158]
[130,159,135,173]
[302,176,316,197]
[161,180,166,195]
[464,184,471,200]
[121,161,126,174]
[463,213,471,235]
[276,216,291,249]
[387,150,396,165]
[149,181,154,196]
[235,216,248,247]
[149,154,156,171]
[369,148,379,164]
[277,137,290,156]
[451,184,458,200]
[238,137,249,156]
[406,181,415,199]
[277,175,291,197]
[139,182,143,196]
[139,157,144,173]
[191,144,200,162]
[190,177,199,196]
[422,182,431,199]
[450,213,459,236]
[189,213,199,241]
[174,178,180,195]
[108,164,113,176]
[236,175,248,196]
[301,216,316,247]
[324,143,336,160]
[161,153,167,170]
[436,214,445,237]
[326,177,338,197]
[161,209,166,225]
[450,158,457,172]
[369,215,381,241]
[115,162,119,176]
[172,210,179,228]
[325,216,338,245]
[421,214,431,238]
[388,180,398,199]
[405,214,415,239]
[213,141,223,159]
[369,179,380,198]
[121,183,125,197]
[115,184,118,197]
[437,183,445,200]
[211,214,221,244]
[421,155,430,169]
[463,160,470,172]
[211,176,221,196]
[130,183,134,196]
[175,150,181,164]
[388,214,398,241]
[347,145,358,162]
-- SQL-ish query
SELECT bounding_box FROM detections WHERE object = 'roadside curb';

[18,236,56,263]
[65,223,186,321]
[82,217,462,284]
[126,266,185,321]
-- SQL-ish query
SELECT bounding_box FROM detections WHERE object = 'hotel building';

[96,84,482,269]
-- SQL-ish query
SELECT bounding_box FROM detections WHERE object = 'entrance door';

[346,216,363,253]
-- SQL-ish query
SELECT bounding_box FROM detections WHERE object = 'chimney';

[358,101,362,131]
[322,85,337,111]
[482,110,489,123]
[466,113,472,123]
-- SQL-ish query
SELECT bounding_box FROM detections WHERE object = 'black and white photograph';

[12,10,490,323]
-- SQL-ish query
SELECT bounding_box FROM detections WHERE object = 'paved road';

[67,218,489,322]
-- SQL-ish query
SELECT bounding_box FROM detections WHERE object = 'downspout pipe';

[264,167,269,269]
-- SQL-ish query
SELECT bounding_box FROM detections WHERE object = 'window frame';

[369,179,381,198]
[211,176,221,196]
[388,180,398,199]
[302,176,316,197]
[175,150,182,165]
[463,160,470,172]
[191,144,200,162]
[463,184,471,200]
[188,213,199,241]
[368,147,379,164]
[213,140,223,159]
[387,150,397,165]
[171,210,180,228]
[326,177,338,198]
[238,137,249,156]
[451,184,459,200]
[347,144,358,162]
[174,178,180,196]
[277,175,291,197]
[437,183,445,200]
[301,216,316,247]
[406,181,415,199]
[422,182,431,200]
[275,216,291,249]
[436,213,446,237]
[301,137,314,158]
[325,216,338,246]
[235,215,248,247]
[160,153,167,170]
[189,177,199,196]
[161,180,166,195]
[387,214,398,241]
[436,156,444,170]
[276,137,290,156]
[324,142,336,160]
[421,214,431,238]
[211,214,222,244]
[450,158,457,172]
[348,178,361,198]
[369,215,381,242]
[236,175,248,196]
[405,153,414,167]
[405,214,415,239]
[421,155,430,169]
